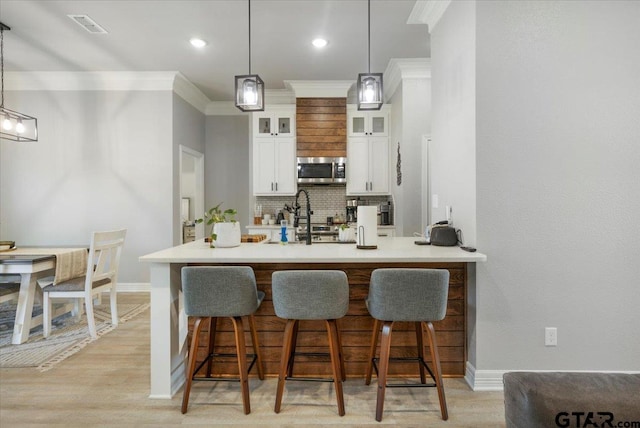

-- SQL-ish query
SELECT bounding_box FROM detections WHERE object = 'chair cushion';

[42,275,111,292]
[271,270,349,320]
[181,266,261,317]
[0,283,20,297]
[367,268,449,322]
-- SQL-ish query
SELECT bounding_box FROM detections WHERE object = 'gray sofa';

[503,372,640,428]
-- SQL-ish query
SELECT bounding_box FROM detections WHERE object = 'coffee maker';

[379,202,392,225]
[346,199,358,223]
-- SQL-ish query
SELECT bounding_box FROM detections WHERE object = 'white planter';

[338,227,355,242]
[212,222,241,248]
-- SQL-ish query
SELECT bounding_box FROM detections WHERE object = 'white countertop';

[139,237,486,264]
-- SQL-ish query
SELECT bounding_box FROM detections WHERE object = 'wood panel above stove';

[296,98,346,158]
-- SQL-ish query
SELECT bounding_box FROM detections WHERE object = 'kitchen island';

[139,237,486,398]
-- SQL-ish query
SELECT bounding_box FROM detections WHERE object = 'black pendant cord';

[1,27,4,108]
[248,0,252,75]
[367,0,371,74]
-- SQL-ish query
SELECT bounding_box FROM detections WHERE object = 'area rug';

[0,301,149,371]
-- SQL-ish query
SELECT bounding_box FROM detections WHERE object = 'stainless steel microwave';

[297,157,346,184]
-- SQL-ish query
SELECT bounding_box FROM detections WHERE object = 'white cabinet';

[252,105,297,196]
[347,105,389,137]
[253,138,296,195]
[347,136,389,195]
[252,107,296,138]
[377,227,396,238]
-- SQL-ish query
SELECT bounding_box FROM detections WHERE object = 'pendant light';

[0,22,38,142]
[234,0,264,112]
[357,0,383,111]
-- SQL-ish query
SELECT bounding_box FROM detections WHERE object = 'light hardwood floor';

[0,293,506,426]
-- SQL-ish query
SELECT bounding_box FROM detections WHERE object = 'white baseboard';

[465,362,640,392]
[465,362,505,391]
[116,283,150,293]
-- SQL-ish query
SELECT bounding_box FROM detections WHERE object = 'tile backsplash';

[256,186,392,225]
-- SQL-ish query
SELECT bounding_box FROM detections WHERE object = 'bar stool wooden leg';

[231,316,250,414]
[424,321,448,420]
[335,319,347,381]
[326,319,346,416]
[286,320,299,378]
[275,319,296,413]
[248,314,264,380]
[365,318,381,385]
[206,317,218,376]
[181,317,204,414]
[376,321,394,422]
[415,321,427,384]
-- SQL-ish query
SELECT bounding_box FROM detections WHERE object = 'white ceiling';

[0,0,429,101]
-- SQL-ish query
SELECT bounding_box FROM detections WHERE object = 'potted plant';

[338,223,355,242]
[196,202,241,248]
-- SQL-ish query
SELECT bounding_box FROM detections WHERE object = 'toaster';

[430,226,458,246]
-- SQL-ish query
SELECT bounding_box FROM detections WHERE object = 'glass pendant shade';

[357,73,383,111]
[0,107,38,142]
[235,74,264,112]
[1,22,39,142]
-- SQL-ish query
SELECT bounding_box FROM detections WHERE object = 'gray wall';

[0,90,174,284]
[205,116,251,229]
[388,78,431,237]
[172,93,205,244]
[434,0,640,373]
[431,0,478,365]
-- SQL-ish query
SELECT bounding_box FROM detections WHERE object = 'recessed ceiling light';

[312,38,328,48]
[190,38,207,48]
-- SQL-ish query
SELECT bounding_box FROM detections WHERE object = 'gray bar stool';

[181,266,265,414]
[365,268,450,422]
[271,270,349,416]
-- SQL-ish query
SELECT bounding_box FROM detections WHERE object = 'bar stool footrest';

[371,356,438,388]
[191,352,259,382]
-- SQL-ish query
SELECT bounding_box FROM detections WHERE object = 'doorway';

[179,145,204,243]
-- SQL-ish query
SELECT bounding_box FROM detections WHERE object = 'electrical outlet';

[545,327,557,346]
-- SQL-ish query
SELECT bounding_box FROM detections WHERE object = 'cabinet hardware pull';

[271,182,274,191]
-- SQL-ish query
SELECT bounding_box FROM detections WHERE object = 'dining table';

[0,247,88,344]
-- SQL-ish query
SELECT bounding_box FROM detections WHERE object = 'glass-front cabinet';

[253,106,296,138]
[347,105,389,137]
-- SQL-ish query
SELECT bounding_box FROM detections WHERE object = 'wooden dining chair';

[41,229,127,339]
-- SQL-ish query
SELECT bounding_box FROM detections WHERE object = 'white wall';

[432,0,640,378]
[0,90,173,283]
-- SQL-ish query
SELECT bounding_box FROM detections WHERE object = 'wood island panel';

[187,262,467,379]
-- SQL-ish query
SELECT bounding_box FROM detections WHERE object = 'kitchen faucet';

[294,189,313,245]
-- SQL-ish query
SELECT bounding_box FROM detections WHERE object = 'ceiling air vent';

[67,15,108,34]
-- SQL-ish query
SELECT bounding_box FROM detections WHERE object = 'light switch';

[432,194,439,208]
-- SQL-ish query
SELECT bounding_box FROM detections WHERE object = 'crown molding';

[173,72,210,113]
[265,89,296,104]
[284,80,354,98]
[408,0,452,33]
[383,58,431,101]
